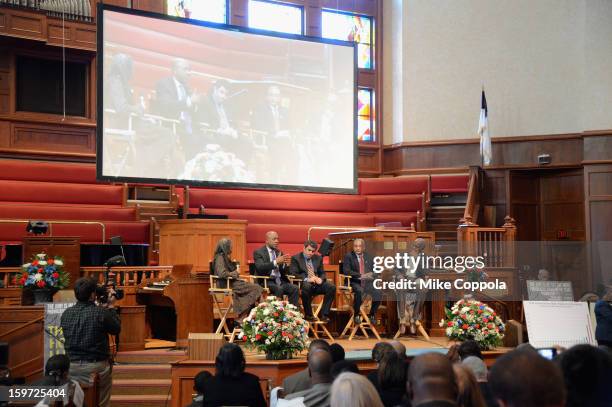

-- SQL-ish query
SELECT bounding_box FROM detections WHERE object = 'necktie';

[306,259,315,280]
[359,254,365,288]
[270,250,281,285]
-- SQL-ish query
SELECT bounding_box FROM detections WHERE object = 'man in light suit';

[253,231,299,306]
[342,238,381,324]
[290,240,336,323]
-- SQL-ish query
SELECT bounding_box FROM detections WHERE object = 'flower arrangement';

[240,296,309,360]
[14,253,69,290]
[439,299,505,350]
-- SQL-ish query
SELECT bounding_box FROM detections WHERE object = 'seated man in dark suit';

[290,240,336,323]
[342,238,381,324]
[253,231,299,307]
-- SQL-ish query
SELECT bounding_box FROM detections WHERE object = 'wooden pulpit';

[22,236,81,288]
[158,219,247,273]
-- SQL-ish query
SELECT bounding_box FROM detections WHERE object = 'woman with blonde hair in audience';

[453,363,486,407]
[331,372,384,407]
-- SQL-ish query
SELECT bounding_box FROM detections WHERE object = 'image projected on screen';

[99,8,356,192]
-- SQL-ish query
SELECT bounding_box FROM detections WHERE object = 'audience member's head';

[331,360,359,379]
[329,343,345,363]
[578,291,600,302]
[377,351,407,391]
[331,372,384,407]
[458,340,483,360]
[461,356,488,382]
[74,277,97,302]
[308,349,333,385]
[389,340,407,360]
[372,342,395,364]
[44,354,70,385]
[407,352,458,405]
[309,339,331,355]
[537,268,550,281]
[193,370,212,394]
[557,344,612,407]
[215,343,246,379]
[453,363,487,407]
[489,349,565,407]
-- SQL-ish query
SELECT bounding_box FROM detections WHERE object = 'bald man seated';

[285,349,333,407]
[407,353,458,407]
[253,231,300,306]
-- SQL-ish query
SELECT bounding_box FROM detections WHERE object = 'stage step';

[112,379,171,396]
[110,394,170,407]
[112,364,171,380]
[115,349,186,364]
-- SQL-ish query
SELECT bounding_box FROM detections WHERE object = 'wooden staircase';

[427,206,464,256]
[124,185,181,264]
[110,349,187,407]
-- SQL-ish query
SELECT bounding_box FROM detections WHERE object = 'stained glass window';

[358,88,374,142]
[248,0,303,35]
[167,0,227,24]
[322,11,373,69]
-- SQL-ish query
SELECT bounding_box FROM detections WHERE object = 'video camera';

[96,255,126,304]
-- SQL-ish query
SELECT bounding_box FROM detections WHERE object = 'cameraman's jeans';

[69,360,112,407]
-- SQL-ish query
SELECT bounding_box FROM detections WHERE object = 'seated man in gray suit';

[285,349,333,407]
[282,339,330,395]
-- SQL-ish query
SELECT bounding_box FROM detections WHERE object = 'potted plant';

[14,253,70,304]
[241,296,309,360]
[439,298,505,350]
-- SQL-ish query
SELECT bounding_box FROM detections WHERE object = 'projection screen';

[97,6,357,193]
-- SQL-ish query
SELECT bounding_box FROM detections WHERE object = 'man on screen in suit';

[342,238,381,325]
[154,58,201,132]
[253,231,299,307]
[290,240,336,323]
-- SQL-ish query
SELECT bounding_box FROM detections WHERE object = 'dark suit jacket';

[290,253,326,282]
[198,95,232,130]
[251,103,289,134]
[342,251,374,283]
[153,76,194,121]
[253,245,291,284]
[595,300,612,343]
[201,372,266,407]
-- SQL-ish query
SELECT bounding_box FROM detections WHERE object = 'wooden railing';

[0,267,20,288]
[458,216,517,268]
[80,265,173,287]
[0,0,93,21]
[457,166,517,268]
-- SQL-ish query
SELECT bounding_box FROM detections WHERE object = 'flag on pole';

[478,89,492,166]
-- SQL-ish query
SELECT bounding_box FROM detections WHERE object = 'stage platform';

[114,337,511,407]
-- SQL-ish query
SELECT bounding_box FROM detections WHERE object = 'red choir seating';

[431,174,469,194]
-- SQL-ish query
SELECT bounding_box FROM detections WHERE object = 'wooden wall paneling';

[481,170,507,227]
[46,20,96,51]
[583,132,612,163]
[1,9,46,42]
[132,0,166,14]
[509,171,539,241]
[539,170,585,241]
[0,49,8,115]
[584,164,612,289]
[229,0,248,26]
[0,121,96,158]
[357,144,379,176]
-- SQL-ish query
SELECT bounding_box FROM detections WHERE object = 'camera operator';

[60,277,121,407]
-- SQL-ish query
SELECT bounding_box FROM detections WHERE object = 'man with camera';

[60,277,121,407]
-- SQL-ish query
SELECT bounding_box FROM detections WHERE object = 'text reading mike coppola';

[370,253,508,293]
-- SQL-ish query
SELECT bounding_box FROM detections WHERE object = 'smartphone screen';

[537,348,557,360]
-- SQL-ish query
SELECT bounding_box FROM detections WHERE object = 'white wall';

[383,0,612,144]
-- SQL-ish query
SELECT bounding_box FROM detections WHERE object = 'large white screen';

[99,8,356,192]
